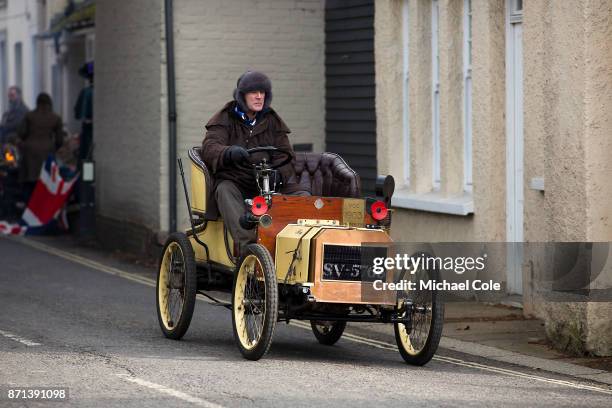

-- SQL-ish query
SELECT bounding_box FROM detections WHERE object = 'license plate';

[322,244,387,281]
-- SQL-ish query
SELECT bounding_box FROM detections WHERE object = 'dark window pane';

[516,0,523,11]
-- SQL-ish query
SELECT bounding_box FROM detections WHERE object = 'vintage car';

[156,147,443,365]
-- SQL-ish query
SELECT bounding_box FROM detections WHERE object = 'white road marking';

[116,374,225,408]
[13,238,218,306]
[289,320,612,395]
[0,329,41,346]
[14,237,612,396]
[15,238,157,288]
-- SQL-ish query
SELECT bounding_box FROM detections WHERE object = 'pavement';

[1,233,611,406]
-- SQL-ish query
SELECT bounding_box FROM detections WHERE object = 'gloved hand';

[223,145,249,167]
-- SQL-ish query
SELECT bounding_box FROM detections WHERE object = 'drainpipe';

[164,0,177,232]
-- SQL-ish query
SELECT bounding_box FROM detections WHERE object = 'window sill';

[391,189,474,216]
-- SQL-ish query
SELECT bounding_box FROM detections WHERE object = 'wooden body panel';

[258,195,377,259]
[310,228,396,305]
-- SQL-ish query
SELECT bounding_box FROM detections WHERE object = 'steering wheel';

[240,146,293,170]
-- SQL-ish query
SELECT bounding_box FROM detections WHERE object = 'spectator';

[74,61,94,161]
[0,86,29,145]
[18,93,64,203]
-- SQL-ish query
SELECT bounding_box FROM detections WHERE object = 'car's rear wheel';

[394,252,444,366]
[232,244,278,360]
[156,232,197,340]
[310,321,346,346]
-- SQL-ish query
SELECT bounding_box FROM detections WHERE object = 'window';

[390,0,474,215]
[509,0,523,23]
[14,42,22,90]
[31,36,40,101]
[431,0,440,190]
[52,64,62,115]
[463,0,473,192]
[402,0,410,186]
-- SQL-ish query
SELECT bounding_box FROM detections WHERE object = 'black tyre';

[310,321,346,346]
[156,232,197,340]
[231,243,278,360]
[394,253,444,366]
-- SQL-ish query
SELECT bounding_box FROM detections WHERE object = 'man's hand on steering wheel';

[225,145,293,170]
[223,145,250,167]
[243,146,293,170]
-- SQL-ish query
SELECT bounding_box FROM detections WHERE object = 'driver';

[201,70,309,257]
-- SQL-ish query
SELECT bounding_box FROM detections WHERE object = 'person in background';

[18,93,64,204]
[0,86,29,145]
[74,61,94,161]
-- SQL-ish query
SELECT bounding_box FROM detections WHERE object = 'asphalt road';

[1,237,611,407]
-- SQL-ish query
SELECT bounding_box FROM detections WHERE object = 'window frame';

[14,41,22,90]
[431,0,441,191]
[509,0,523,23]
[402,0,410,186]
[463,0,473,193]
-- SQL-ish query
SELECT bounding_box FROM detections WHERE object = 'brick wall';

[172,0,326,230]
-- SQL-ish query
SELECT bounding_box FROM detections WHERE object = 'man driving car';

[201,70,309,257]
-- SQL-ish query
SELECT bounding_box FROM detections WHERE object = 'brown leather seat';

[291,152,361,198]
[192,149,362,221]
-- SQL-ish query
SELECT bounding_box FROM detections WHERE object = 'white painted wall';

[94,0,164,232]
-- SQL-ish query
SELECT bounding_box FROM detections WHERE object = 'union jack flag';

[0,155,79,235]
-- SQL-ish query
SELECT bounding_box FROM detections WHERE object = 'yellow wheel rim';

[234,254,266,350]
[158,242,186,331]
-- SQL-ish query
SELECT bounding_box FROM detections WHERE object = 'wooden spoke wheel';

[156,232,197,340]
[394,253,444,366]
[231,244,278,360]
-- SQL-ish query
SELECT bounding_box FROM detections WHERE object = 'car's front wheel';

[394,252,444,366]
[231,244,278,360]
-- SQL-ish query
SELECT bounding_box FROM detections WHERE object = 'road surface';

[1,236,610,407]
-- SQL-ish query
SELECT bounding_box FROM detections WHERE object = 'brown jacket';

[18,108,63,182]
[201,101,304,197]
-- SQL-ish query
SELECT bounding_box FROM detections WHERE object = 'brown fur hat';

[233,71,273,111]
